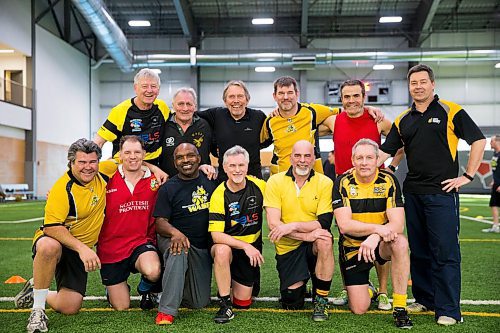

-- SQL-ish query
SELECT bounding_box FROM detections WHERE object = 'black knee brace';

[280,284,306,310]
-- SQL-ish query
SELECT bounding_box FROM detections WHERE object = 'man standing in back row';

[378,64,485,326]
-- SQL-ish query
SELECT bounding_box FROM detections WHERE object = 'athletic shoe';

[437,316,457,326]
[214,299,234,324]
[140,293,156,310]
[331,289,348,306]
[482,225,500,233]
[311,296,329,322]
[406,302,428,313]
[393,307,413,329]
[155,312,174,325]
[27,308,48,333]
[377,293,392,310]
[14,278,34,309]
[368,281,378,303]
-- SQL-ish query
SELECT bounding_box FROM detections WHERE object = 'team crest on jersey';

[150,178,160,191]
[192,132,204,148]
[228,202,241,216]
[182,186,210,212]
[165,136,175,147]
[91,194,99,206]
[373,185,386,196]
[130,119,143,132]
[349,185,357,197]
[286,122,297,133]
[428,117,441,124]
[150,115,160,128]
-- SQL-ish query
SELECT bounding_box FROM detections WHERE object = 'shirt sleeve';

[260,116,273,146]
[386,172,404,209]
[263,175,282,209]
[153,185,173,219]
[97,104,126,142]
[452,109,485,145]
[208,184,226,232]
[380,123,404,156]
[198,107,218,128]
[332,176,346,210]
[43,180,70,227]
[316,176,333,216]
[309,103,340,125]
[98,160,118,178]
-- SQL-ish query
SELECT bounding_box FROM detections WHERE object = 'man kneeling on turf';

[209,146,266,323]
[264,140,334,322]
[96,135,162,310]
[333,138,413,329]
[14,139,117,333]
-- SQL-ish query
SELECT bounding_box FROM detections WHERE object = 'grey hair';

[223,145,250,165]
[67,138,102,168]
[173,87,197,105]
[352,138,379,157]
[222,80,251,102]
[134,68,161,86]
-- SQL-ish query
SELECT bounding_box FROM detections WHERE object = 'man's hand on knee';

[78,247,101,272]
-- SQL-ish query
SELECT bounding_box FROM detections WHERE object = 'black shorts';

[276,242,317,291]
[230,240,262,287]
[32,236,87,296]
[100,242,159,286]
[339,243,388,286]
[490,184,500,207]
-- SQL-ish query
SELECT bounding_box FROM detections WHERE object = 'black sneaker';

[311,296,329,322]
[393,307,413,329]
[214,300,234,324]
[140,293,156,310]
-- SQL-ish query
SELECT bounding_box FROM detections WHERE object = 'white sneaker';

[331,289,348,306]
[437,315,457,326]
[482,225,500,233]
[27,308,48,333]
[407,302,428,313]
[377,293,392,310]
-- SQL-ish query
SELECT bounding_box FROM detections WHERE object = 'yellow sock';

[368,287,374,299]
[393,293,408,309]
[316,289,329,297]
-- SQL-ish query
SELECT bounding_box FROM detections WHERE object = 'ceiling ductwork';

[133,48,500,69]
[72,0,133,72]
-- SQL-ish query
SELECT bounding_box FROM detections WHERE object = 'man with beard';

[153,143,217,325]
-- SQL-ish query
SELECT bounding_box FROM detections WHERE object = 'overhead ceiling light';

[379,16,402,23]
[495,63,500,68]
[190,47,197,66]
[252,18,274,25]
[147,60,165,63]
[0,49,15,53]
[255,66,276,73]
[128,20,151,27]
[151,68,162,74]
[373,64,394,70]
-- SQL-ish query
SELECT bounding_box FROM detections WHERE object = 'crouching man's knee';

[280,284,306,310]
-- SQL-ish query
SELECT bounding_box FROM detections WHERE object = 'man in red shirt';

[326,80,403,310]
[97,135,162,310]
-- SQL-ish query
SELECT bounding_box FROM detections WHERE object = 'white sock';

[32,289,48,309]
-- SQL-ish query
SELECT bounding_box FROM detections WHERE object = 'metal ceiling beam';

[410,0,441,47]
[300,0,309,47]
[172,0,198,46]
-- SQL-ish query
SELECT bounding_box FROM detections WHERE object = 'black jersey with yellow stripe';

[208,176,266,244]
[97,98,170,162]
[332,169,403,259]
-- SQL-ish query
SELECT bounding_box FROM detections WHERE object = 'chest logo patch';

[349,185,357,197]
[165,136,175,147]
[428,117,441,124]
[192,132,204,148]
[130,119,143,132]
[150,178,160,191]
[182,186,210,212]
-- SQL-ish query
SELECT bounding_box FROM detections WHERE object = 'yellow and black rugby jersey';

[332,169,403,259]
[97,98,170,162]
[208,176,266,244]
[380,95,484,194]
[33,161,117,248]
[260,103,339,175]
[264,168,333,255]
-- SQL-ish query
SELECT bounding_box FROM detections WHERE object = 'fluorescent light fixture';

[379,16,402,23]
[0,49,15,53]
[495,63,500,69]
[147,60,165,63]
[373,64,394,70]
[128,20,151,27]
[252,18,274,25]
[190,47,197,66]
[151,69,162,74]
[255,66,276,73]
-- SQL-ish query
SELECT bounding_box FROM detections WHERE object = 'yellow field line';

[1,307,499,317]
[0,238,32,241]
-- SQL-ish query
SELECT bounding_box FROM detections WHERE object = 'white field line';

[460,215,493,225]
[0,217,43,224]
[0,296,499,305]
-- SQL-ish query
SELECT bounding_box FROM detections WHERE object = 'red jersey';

[333,109,381,175]
[97,167,160,264]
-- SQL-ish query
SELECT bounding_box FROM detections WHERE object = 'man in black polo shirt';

[379,64,485,326]
[159,87,213,177]
[198,80,269,182]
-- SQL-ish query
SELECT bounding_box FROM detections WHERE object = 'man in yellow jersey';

[264,140,334,322]
[260,76,383,175]
[209,146,266,324]
[333,138,412,329]
[94,68,170,182]
[14,139,117,333]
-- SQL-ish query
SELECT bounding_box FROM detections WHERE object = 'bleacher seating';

[0,184,35,201]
